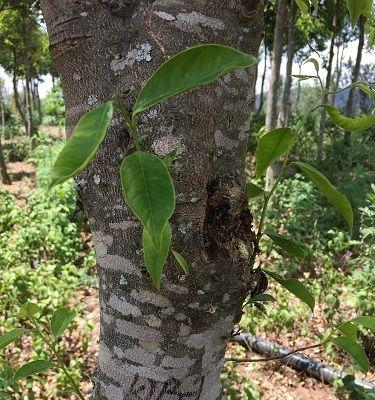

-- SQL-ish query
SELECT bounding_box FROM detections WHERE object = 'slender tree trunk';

[12,73,28,132]
[343,15,365,148]
[40,2,264,399]
[265,0,288,189]
[316,0,338,163]
[277,0,297,128]
[35,81,42,121]
[257,40,267,114]
[295,63,302,112]
[331,37,342,105]
[0,92,11,185]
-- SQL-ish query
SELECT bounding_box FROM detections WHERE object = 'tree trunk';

[316,0,338,163]
[295,63,302,112]
[0,92,11,185]
[277,0,297,128]
[257,40,267,114]
[265,0,288,189]
[12,73,28,133]
[331,35,343,105]
[343,15,365,148]
[40,2,264,399]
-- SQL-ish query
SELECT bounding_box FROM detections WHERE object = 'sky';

[0,39,373,100]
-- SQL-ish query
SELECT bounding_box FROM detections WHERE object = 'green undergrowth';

[0,137,96,398]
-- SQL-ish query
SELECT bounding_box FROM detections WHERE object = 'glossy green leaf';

[14,360,53,381]
[18,303,40,318]
[321,105,375,132]
[172,250,189,275]
[265,230,305,258]
[346,0,372,27]
[349,82,375,100]
[336,322,358,341]
[352,316,375,330]
[49,101,113,190]
[265,270,315,312]
[304,57,319,73]
[51,308,77,338]
[295,0,309,14]
[255,128,296,179]
[133,44,257,116]
[143,224,172,288]
[332,336,369,372]
[249,294,276,303]
[246,182,265,199]
[120,151,175,249]
[291,162,353,229]
[0,329,26,350]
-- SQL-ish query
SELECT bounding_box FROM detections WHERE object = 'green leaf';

[265,230,305,258]
[246,182,265,199]
[0,329,26,350]
[249,294,276,302]
[352,316,375,330]
[18,303,40,318]
[49,101,113,190]
[295,0,309,14]
[133,44,257,116]
[51,308,77,338]
[14,360,53,381]
[304,57,319,73]
[332,336,369,372]
[321,105,375,132]
[172,250,189,275]
[310,0,319,9]
[120,151,175,249]
[369,27,375,47]
[265,270,315,312]
[346,0,371,27]
[255,128,296,179]
[291,162,353,229]
[336,322,358,341]
[349,82,375,100]
[163,149,182,168]
[143,224,172,288]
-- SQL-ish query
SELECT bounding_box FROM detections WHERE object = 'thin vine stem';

[30,316,85,400]
[256,90,326,242]
[225,339,329,364]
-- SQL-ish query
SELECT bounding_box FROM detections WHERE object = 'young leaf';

[18,303,40,318]
[321,105,375,132]
[142,223,172,288]
[304,57,319,73]
[14,360,53,381]
[249,294,276,303]
[291,162,353,229]
[352,316,375,330]
[265,270,315,312]
[346,0,372,27]
[349,82,375,100]
[255,127,296,179]
[133,44,257,116]
[163,149,182,168]
[0,328,26,350]
[295,0,309,14]
[49,101,113,190]
[246,182,265,199]
[51,308,77,338]
[172,250,189,275]
[336,322,358,341]
[120,151,175,249]
[332,336,369,372]
[264,230,305,258]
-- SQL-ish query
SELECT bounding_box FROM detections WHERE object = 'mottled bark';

[277,0,296,128]
[12,73,27,131]
[0,93,10,184]
[343,15,365,148]
[317,0,338,163]
[265,0,287,190]
[40,1,264,399]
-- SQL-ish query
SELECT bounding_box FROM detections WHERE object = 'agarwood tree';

[40,1,264,399]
